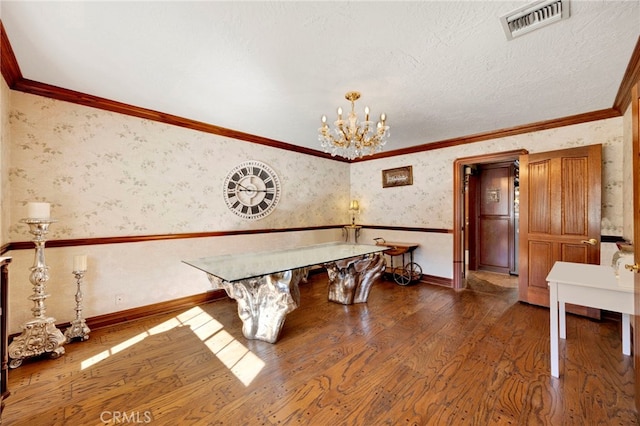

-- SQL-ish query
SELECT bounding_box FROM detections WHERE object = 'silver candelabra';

[64,270,90,342]
[8,219,66,368]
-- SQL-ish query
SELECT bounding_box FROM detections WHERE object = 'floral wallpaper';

[351,117,625,235]
[4,90,350,333]
[8,92,350,240]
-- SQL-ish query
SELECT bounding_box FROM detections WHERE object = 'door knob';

[625,263,640,273]
[580,238,597,246]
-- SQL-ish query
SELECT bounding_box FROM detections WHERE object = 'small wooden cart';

[374,238,422,285]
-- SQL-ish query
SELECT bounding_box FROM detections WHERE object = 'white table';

[547,261,634,378]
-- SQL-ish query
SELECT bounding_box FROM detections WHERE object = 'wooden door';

[477,162,516,274]
[631,83,640,411]
[518,144,602,315]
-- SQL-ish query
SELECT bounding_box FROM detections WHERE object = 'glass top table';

[183,242,385,282]
[183,242,387,343]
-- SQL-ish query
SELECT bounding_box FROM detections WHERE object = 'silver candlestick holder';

[8,219,66,368]
[64,270,90,342]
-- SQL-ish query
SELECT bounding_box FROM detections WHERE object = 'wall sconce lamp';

[349,200,360,226]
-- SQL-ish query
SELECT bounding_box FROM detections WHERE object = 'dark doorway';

[467,161,519,276]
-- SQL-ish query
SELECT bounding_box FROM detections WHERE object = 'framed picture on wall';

[382,166,413,188]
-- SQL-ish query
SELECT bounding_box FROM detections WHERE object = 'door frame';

[452,149,528,290]
[631,82,640,411]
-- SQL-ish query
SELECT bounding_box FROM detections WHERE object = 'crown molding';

[0,21,343,163]
[614,36,640,114]
[354,108,620,162]
[1,20,637,163]
[0,21,21,87]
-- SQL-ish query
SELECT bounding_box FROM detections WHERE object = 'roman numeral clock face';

[223,161,281,220]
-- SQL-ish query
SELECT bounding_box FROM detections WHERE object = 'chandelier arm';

[336,122,349,145]
[360,123,370,140]
[320,125,344,148]
[330,126,349,147]
[361,136,376,148]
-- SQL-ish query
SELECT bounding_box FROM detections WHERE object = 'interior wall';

[5,91,350,333]
[351,116,625,279]
[358,228,452,280]
[4,87,628,333]
[5,228,342,334]
[8,92,350,240]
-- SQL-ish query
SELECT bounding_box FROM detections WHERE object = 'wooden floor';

[3,273,638,425]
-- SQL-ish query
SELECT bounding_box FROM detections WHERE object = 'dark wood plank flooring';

[2,273,637,425]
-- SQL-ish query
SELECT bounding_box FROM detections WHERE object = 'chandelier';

[318,91,389,160]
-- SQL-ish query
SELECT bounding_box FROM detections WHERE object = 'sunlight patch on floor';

[80,306,264,386]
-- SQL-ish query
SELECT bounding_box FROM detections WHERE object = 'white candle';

[73,254,87,272]
[27,202,50,219]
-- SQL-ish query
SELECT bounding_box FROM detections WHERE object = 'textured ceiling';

[1,1,639,155]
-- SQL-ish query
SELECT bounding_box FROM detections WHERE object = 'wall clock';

[223,160,281,220]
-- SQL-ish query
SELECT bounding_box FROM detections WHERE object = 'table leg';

[325,253,385,304]
[622,313,631,356]
[208,269,303,343]
[549,281,560,378]
[559,301,566,340]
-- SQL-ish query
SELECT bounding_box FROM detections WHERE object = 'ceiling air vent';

[500,0,570,40]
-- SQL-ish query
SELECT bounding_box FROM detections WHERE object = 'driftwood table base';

[325,253,385,305]
[187,243,387,343]
[208,254,385,342]
[208,269,303,343]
